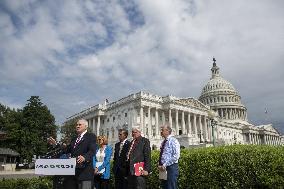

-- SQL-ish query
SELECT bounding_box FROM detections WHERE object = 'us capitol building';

[66,59,283,148]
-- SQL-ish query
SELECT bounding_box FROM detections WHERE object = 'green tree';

[20,96,57,161]
[60,119,77,144]
[0,104,23,153]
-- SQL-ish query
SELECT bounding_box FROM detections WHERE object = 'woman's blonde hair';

[97,135,108,146]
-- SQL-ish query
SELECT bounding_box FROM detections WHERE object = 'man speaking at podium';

[48,119,96,189]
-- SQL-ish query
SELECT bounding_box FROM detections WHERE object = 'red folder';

[134,162,144,176]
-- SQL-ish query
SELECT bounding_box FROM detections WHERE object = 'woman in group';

[93,135,112,189]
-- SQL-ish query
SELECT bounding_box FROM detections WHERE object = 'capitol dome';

[199,58,247,121]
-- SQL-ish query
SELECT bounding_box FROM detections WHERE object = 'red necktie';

[127,139,136,160]
[158,139,167,165]
[73,135,81,149]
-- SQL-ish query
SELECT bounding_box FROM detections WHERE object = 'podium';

[35,158,76,175]
[35,158,76,189]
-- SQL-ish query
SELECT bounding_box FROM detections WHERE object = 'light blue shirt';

[160,135,180,167]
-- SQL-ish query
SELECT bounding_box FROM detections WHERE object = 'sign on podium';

[35,158,76,175]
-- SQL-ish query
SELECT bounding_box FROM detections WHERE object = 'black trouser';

[63,176,93,189]
[115,173,128,189]
[94,175,110,189]
[127,175,146,189]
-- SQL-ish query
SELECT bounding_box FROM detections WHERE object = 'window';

[125,113,127,117]
[146,113,148,117]
[113,116,115,122]
[107,118,109,122]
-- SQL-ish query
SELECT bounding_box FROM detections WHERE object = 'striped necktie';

[73,135,81,148]
[127,139,136,160]
[158,139,167,165]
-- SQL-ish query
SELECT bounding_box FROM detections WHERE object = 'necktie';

[73,135,81,149]
[127,139,136,160]
[158,139,167,165]
[119,142,124,156]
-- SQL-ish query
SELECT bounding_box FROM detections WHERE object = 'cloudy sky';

[0,0,283,133]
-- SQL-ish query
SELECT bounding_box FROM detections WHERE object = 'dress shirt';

[78,130,87,141]
[160,135,180,167]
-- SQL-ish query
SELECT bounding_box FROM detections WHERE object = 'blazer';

[128,136,151,176]
[65,132,97,181]
[93,145,113,179]
[113,140,130,176]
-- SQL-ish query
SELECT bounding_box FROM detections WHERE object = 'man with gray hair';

[48,119,96,189]
[158,125,180,189]
[126,125,151,189]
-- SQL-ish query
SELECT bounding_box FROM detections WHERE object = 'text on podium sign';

[35,158,76,175]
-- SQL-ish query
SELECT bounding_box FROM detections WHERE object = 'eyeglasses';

[77,123,83,126]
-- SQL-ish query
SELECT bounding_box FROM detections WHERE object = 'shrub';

[0,177,52,189]
[148,145,284,189]
[1,145,283,189]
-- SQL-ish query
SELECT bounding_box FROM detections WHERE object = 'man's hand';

[47,137,57,145]
[77,155,85,164]
[142,170,149,176]
[94,167,98,174]
[158,165,166,171]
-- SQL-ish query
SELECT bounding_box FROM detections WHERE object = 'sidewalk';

[0,169,38,179]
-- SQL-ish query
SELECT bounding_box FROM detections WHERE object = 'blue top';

[160,135,180,167]
[92,145,113,179]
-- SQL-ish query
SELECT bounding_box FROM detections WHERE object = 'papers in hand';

[134,162,144,176]
[95,162,105,174]
[159,169,167,180]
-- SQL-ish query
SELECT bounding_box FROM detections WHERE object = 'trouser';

[94,175,110,189]
[115,173,128,189]
[127,175,146,189]
[161,163,179,189]
[63,176,93,189]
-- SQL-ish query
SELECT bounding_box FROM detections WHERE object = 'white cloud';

[0,0,283,132]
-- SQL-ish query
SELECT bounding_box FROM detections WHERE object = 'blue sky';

[0,0,283,133]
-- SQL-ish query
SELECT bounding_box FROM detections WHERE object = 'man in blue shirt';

[158,125,180,189]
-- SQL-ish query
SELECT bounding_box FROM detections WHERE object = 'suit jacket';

[65,132,97,181]
[113,140,130,176]
[93,145,112,179]
[128,136,151,176]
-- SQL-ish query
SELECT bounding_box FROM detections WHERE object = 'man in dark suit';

[113,128,130,189]
[48,119,96,189]
[126,126,151,189]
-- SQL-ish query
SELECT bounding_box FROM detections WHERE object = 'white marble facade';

[66,60,283,148]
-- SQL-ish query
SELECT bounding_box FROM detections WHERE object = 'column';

[87,119,90,129]
[221,108,224,118]
[148,107,152,137]
[249,133,252,144]
[155,109,159,139]
[187,113,191,135]
[175,109,179,135]
[193,114,197,136]
[207,119,212,141]
[169,109,172,128]
[97,116,101,136]
[140,107,144,135]
[203,116,208,141]
[264,135,267,145]
[162,111,165,125]
[181,111,185,135]
[92,118,96,134]
[199,115,203,141]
